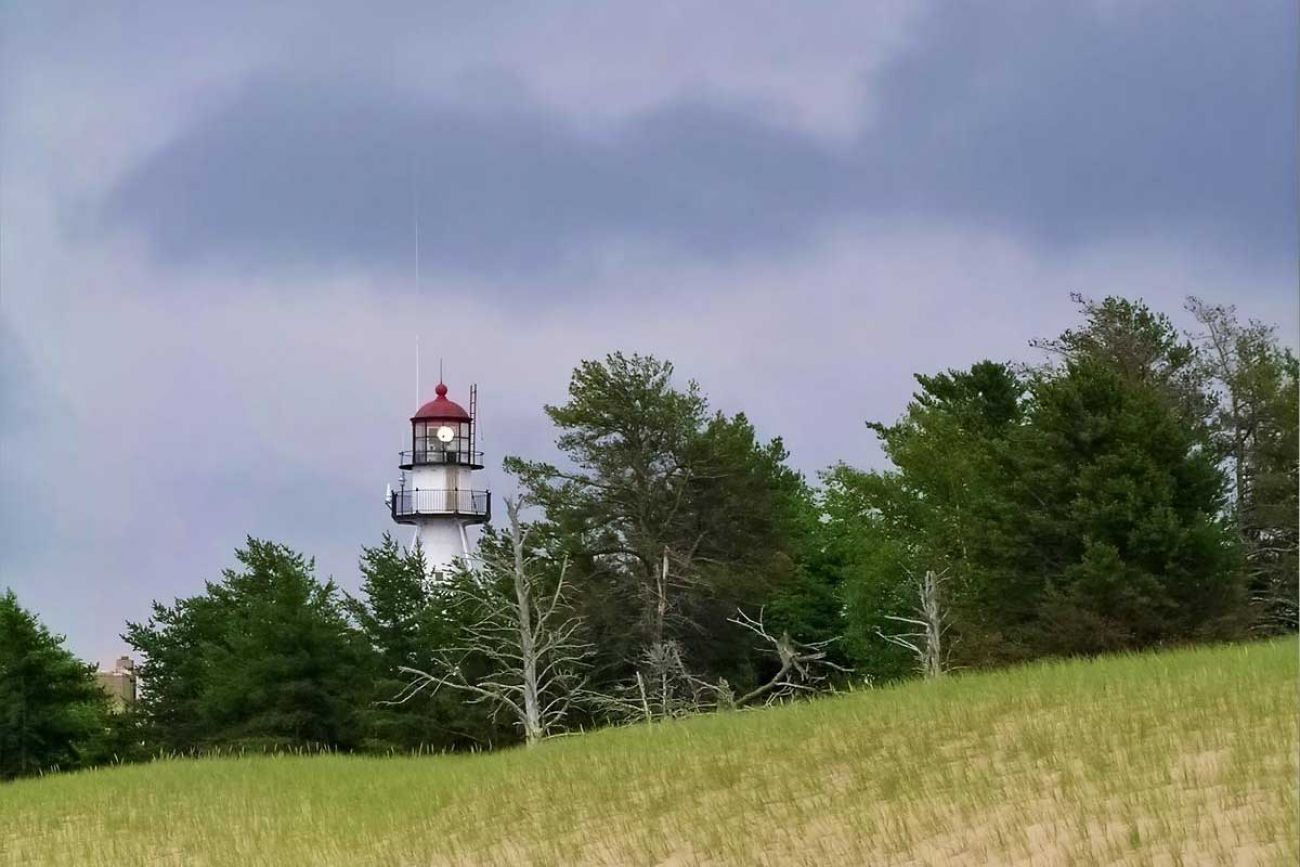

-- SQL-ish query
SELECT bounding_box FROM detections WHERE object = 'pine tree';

[506,352,822,702]
[833,298,1247,673]
[0,591,110,779]
[1003,297,1243,652]
[826,361,1026,671]
[345,535,502,751]
[126,539,369,752]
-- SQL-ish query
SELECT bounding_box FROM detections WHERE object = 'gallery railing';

[390,488,491,523]
[398,449,485,469]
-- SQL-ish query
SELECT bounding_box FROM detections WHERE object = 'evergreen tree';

[0,590,110,779]
[345,535,503,751]
[122,592,229,752]
[762,486,847,660]
[506,353,825,699]
[345,535,433,750]
[833,298,1247,672]
[126,539,369,752]
[996,297,1242,652]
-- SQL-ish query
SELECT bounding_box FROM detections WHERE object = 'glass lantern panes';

[411,419,475,465]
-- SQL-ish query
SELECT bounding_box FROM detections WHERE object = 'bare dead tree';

[588,548,712,723]
[390,497,591,747]
[595,605,847,722]
[640,548,708,717]
[878,569,950,679]
[715,608,849,708]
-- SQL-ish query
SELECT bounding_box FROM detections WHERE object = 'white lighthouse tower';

[388,382,490,577]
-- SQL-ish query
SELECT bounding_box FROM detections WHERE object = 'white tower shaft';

[409,461,474,573]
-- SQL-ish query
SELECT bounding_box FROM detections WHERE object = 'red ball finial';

[435,383,448,397]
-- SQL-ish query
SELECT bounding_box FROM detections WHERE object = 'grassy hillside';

[3,638,1295,866]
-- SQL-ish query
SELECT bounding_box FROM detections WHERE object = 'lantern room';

[400,382,484,470]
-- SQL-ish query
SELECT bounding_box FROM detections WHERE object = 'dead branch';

[877,569,950,679]
[391,495,591,747]
[725,607,849,707]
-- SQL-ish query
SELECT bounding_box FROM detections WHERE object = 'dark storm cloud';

[867,1,1295,254]
[104,80,855,277]
[103,0,1295,285]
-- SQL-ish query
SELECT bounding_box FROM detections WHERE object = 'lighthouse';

[388,382,490,577]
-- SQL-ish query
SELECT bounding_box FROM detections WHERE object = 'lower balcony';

[390,488,491,524]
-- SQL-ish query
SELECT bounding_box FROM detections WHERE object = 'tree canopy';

[0,591,110,779]
[14,292,1293,776]
[125,539,369,753]
[506,352,826,710]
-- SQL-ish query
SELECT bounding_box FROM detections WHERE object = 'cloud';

[98,0,1295,289]
[863,1,1295,253]
[102,78,856,283]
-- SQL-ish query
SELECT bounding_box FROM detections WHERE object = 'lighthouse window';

[409,420,474,465]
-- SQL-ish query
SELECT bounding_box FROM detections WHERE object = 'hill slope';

[3,638,1295,866]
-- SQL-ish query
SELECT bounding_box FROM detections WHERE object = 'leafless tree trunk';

[596,606,847,722]
[721,608,848,707]
[612,547,710,721]
[879,569,950,679]
[390,497,590,747]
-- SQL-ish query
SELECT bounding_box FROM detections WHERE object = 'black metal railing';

[398,449,485,469]
[390,488,491,523]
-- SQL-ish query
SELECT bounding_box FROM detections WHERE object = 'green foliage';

[830,297,1250,673]
[125,539,369,753]
[1188,297,1299,633]
[1003,348,1241,652]
[121,593,226,751]
[827,360,1027,673]
[1241,348,1300,630]
[506,352,834,695]
[1000,297,1241,651]
[19,292,1287,773]
[344,536,507,752]
[0,590,110,779]
[761,515,846,660]
[345,535,434,750]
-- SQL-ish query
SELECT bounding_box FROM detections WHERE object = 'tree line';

[2,295,1295,779]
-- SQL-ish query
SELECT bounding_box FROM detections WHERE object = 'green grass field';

[3,638,1295,866]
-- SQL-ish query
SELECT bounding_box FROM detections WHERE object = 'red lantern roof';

[412,383,471,422]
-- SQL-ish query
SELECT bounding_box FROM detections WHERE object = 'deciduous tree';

[1187,297,1299,632]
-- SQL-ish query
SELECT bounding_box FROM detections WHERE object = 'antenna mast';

[413,160,422,405]
[413,157,422,296]
[469,384,479,458]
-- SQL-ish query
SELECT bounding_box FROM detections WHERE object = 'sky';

[1,1,1295,665]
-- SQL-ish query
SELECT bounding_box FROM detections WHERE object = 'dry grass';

[2,637,1295,866]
